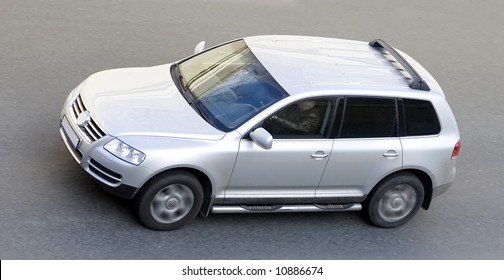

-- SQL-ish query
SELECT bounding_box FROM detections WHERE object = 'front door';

[226,98,334,204]
[226,138,333,203]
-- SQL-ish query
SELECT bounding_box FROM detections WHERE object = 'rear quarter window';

[402,99,441,136]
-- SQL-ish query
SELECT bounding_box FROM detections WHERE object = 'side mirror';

[250,128,273,149]
[194,41,206,54]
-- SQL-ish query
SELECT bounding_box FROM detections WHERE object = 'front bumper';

[95,181,139,199]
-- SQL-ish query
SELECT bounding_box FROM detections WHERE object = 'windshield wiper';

[170,63,204,117]
[170,63,184,92]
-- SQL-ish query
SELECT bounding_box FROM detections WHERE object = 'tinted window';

[403,99,440,136]
[339,97,397,138]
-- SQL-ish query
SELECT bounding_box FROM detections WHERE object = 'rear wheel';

[134,171,203,230]
[365,173,424,228]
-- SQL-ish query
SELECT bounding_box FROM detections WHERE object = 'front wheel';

[365,173,424,228]
[134,171,203,230]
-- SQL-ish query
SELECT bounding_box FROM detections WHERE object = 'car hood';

[80,64,225,140]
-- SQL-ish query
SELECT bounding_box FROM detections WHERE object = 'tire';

[365,172,424,228]
[134,171,203,230]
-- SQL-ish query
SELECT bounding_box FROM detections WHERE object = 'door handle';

[383,150,399,158]
[311,151,329,160]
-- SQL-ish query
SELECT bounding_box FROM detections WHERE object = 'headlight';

[104,138,146,165]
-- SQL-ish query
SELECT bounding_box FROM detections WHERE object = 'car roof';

[244,35,443,97]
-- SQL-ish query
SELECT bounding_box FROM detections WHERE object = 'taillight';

[452,140,461,158]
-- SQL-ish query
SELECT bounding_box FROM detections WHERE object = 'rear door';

[317,97,403,202]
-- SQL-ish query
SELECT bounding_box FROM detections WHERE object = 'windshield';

[173,39,288,132]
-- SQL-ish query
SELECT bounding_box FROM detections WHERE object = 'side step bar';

[211,203,362,214]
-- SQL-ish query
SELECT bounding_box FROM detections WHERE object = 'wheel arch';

[136,167,214,216]
[404,169,433,210]
[370,169,433,210]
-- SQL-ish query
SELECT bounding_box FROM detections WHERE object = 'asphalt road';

[1,0,503,259]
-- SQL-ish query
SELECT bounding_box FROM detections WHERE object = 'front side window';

[172,40,288,132]
[339,97,397,138]
[263,98,333,139]
[402,99,440,136]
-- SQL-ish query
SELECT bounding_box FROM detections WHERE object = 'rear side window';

[339,97,397,138]
[403,99,441,136]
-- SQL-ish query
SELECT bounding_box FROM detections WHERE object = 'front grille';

[70,95,106,142]
[88,158,122,185]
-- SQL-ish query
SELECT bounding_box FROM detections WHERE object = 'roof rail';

[369,39,430,91]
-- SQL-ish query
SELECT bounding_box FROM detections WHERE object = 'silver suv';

[60,36,460,230]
